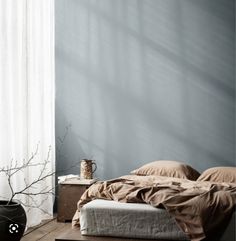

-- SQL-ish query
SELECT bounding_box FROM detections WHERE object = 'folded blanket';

[72,175,236,241]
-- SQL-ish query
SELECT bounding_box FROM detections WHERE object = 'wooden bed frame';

[55,228,178,241]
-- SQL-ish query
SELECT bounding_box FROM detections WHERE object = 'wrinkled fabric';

[72,175,236,241]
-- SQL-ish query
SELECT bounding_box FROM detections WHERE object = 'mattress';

[80,199,189,240]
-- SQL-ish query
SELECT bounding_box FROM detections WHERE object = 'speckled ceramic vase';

[80,159,97,179]
[0,200,26,241]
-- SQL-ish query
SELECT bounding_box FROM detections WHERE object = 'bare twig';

[56,123,71,156]
[0,125,77,217]
[6,146,54,204]
[0,143,55,208]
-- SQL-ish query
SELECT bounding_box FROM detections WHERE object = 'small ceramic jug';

[80,159,97,179]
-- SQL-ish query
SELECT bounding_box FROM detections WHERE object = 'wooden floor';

[20,214,235,241]
[21,219,178,241]
[21,219,71,241]
[21,220,154,241]
[21,219,176,241]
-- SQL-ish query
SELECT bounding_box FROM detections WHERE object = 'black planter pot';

[0,200,27,241]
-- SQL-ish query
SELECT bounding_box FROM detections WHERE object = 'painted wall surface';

[55,0,235,179]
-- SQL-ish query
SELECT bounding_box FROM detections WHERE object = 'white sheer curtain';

[0,0,55,227]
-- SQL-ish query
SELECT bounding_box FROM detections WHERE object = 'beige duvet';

[72,175,236,241]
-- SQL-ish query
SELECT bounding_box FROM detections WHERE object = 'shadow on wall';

[55,0,235,179]
[55,105,86,176]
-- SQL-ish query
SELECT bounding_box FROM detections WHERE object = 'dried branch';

[6,146,54,204]
[0,143,40,173]
[0,125,78,216]
[56,123,71,156]
[0,143,55,208]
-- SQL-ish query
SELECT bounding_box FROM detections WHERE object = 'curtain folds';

[0,0,55,227]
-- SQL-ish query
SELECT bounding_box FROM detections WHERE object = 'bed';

[79,199,235,241]
[72,161,236,241]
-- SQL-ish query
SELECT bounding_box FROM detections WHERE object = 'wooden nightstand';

[57,178,97,222]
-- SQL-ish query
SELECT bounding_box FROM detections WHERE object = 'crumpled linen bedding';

[72,175,236,241]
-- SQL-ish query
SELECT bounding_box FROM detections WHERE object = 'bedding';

[131,160,200,180]
[72,175,236,241]
[197,166,236,183]
[80,199,189,240]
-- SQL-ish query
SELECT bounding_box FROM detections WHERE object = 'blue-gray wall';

[55,0,235,179]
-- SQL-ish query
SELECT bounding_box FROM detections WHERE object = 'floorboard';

[21,219,71,241]
[21,219,179,241]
